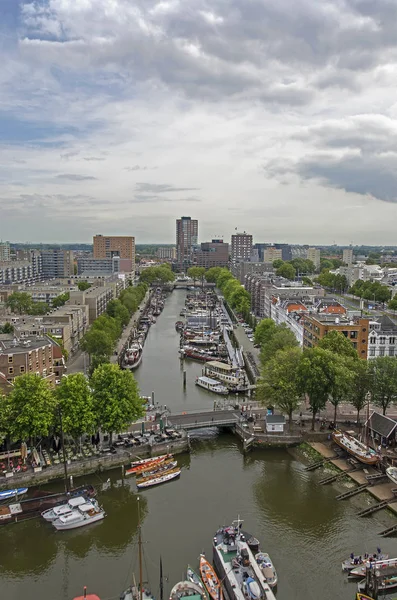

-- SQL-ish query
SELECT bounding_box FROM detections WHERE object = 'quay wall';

[0,438,189,490]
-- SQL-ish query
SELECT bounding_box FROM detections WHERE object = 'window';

[390,337,396,345]
[380,337,386,345]
[369,348,375,356]
[370,338,376,345]
[8,367,13,374]
[20,366,25,373]
[389,347,395,357]
[350,331,358,339]
[379,347,385,357]
[8,355,13,363]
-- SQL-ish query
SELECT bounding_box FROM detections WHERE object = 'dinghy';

[0,487,28,500]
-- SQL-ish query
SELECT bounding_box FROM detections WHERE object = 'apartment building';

[176,217,198,270]
[195,240,229,268]
[157,247,177,261]
[368,316,397,359]
[0,336,56,393]
[263,247,283,263]
[303,315,369,358]
[343,248,354,266]
[68,279,123,324]
[93,235,135,279]
[307,248,320,269]
[233,261,272,284]
[231,232,253,266]
[0,251,43,285]
[77,256,120,277]
[0,242,10,262]
[41,249,74,279]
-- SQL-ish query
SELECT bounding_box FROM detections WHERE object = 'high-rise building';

[176,217,198,270]
[41,249,74,279]
[307,248,320,269]
[263,247,283,263]
[157,247,177,261]
[274,243,293,261]
[93,235,135,278]
[0,241,10,262]
[343,247,354,266]
[195,240,229,268]
[231,232,253,265]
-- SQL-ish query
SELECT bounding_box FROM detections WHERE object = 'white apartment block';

[368,316,397,359]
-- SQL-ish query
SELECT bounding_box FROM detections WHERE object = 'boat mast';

[138,497,143,600]
[59,406,69,493]
[159,556,163,600]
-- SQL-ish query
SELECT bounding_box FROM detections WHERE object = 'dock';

[336,484,369,500]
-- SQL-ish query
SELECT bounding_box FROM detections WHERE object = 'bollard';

[121,464,125,484]
[183,370,187,388]
[69,475,73,489]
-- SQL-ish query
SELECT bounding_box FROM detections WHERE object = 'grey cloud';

[124,165,155,172]
[132,194,201,204]
[136,183,200,193]
[83,156,105,161]
[56,173,97,181]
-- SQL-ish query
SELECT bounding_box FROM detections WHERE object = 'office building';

[157,247,177,261]
[343,247,354,266]
[176,217,198,270]
[77,256,120,277]
[41,249,74,279]
[275,243,293,261]
[93,235,135,261]
[0,242,10,262]
[263,247,283,263]
[195,240,229,269]
[307,248,320,269]
[231,232,253,266]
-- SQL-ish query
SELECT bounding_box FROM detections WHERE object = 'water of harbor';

[1,290,396,600]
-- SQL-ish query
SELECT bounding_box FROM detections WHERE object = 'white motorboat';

[136,469,181,489]
[41,496,87,521]
[255,552,278,588]
[52,499,105,530]
[350,556,397,578]
[195,376,228,395]
[387,466,397,485]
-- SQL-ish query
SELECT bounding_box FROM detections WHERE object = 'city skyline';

[2,1,397,244]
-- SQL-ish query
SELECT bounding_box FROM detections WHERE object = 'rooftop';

[0,336,53,354]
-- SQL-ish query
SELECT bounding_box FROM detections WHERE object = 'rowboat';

[136,469,181,489]
[0,487,28,500]
[332,430,379,465]
[199,555,223,600]
[136,461,178,484]
[126,455,173,475]
[130,454,172,468]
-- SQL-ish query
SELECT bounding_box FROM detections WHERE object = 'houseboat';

[195,376,229,395]
[204,361,247,388]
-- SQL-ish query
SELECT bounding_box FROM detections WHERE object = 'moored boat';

[199,555,223,600]
[350,556,397,578]
[52,499,105,531]
[130,454,172,469]
[342,551,388,572]
[332,430,379,465]
[72,589,101,600]
[0,487,28,501]
[42,496,87,521]
[136,462,178,485]
[255,551,278,588]
[356,595,375,600]
[195,376,228,395]
[187,565,208,598]
[124,342,143,370]
[387,466,397,485]
[170,581,207,600]
[136,469,181,489]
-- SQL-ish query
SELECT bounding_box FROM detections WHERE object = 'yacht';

[195,376,229,395]
[42,495,87,521]
[52,499,105,530]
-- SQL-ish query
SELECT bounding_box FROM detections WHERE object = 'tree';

[276,263,295,280]
[77,281,91,291]
[139,266,175,285]
[348,360,371,424]
[297,347,338,430]
[258,347,303,430]
[388,297,397,311]
[7,375,56,442]
[80,328,114,358]
[216,269,234,290]
[318,331,358,360]
[91,315,122,343]
[187,266,206,284]
[0,322,13,334]
[90,363,145,443]
[56,373,95,440]
[52,292,70,308]
[6,292,32,314]
[254,319,277,347]
[260,326,299,366]
[106,299,130,327]
[328,357,355,425]
[320,258,334,270]
[28,302,49,315]
[368,357,397,415]
[272,259,284,269]
[302,277,313,286]
[205,267,223,283]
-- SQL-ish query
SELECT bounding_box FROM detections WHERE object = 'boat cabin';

[204,361,241,385]
[265,415,286,433]
[365,411,397,447]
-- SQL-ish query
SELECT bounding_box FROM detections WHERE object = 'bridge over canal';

[168,409,241,430]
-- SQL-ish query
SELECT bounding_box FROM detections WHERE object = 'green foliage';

[52,292,70,308]
[205,267,223,283]
[259,325,299,366]
[368,357,397,415]
[327,357,355,424]
[28,302,49,315]
[290,258,316,274]
[7,375,56,442]
[331,258,344,269]
[276,262,295,280]
[91,315,122,343]
[320,258,334,270]
[214,269,251,315]
[272,259,284,269]
[348,360,371,422]
[302,277,313,286]
[106,299,130,327]
[318,331,358,359]
[254,319,277,347]
[258,347,303,429]
[77,281,92,291]
[349,280,391,303]
[0,322,14,334]
[56,374,95,439]
[187,267,206,282]
[81,328,114,358]
[388,297,397,311]
[6,292,32,314]
[90,363,144,441]
[216,269,234,289]
[315,270,348,292]
[139,266,175,285]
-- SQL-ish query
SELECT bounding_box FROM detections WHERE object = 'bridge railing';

[172,418,238,430]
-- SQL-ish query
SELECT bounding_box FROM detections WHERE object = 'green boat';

[187,565,209,599]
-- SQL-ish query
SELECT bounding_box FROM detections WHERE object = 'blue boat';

[0,487,28,500]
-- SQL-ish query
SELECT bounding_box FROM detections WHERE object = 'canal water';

[1,290,396,600]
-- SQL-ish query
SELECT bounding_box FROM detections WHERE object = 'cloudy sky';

[2,0,397,245]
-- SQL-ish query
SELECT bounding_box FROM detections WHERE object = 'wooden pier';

[357,499,393,517]
[336,484,369,500]
[305,457,338,471]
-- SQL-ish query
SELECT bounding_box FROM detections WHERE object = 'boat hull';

[136,470,181,489]
[199,555,223,600]
[0,487,28,500]
[53,511,105,530]
[332,430,379,465]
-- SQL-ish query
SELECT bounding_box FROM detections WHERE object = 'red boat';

[126,454,173,475]
[73,587,100,600]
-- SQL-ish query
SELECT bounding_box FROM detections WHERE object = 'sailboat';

[120,497,155,600]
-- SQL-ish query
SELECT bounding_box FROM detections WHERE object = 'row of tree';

[206,268,251,316]
[5,290,71,316]
[80,283,147,373]
[273,258,316,279]
[349,279,392,304]
[139,264,175,285]
[314,270,348,292]
[0,365,144,445]
[255,321,397,430]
